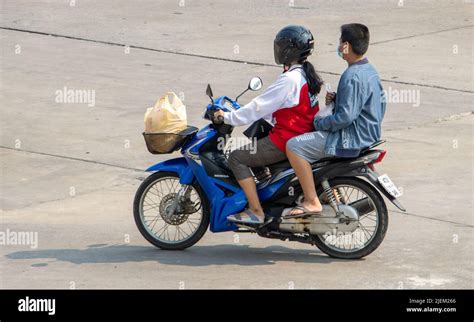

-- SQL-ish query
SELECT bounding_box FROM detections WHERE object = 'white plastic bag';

[317,102,334,118]
[317,83,335,118]
[144,92,187,133]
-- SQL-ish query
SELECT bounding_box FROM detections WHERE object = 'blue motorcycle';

[134,77,405,259]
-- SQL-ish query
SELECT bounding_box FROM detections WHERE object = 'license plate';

[378,174,402,198]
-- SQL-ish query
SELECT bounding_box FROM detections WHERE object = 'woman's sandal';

[281,205,322,219]
[227,209,271,225]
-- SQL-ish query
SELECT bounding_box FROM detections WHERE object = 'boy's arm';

[314,78,364,132]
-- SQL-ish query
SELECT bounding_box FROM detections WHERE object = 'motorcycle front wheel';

[133,171,210,250]
[312,177,389,259]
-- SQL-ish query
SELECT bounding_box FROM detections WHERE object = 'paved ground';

[0,0,472,289]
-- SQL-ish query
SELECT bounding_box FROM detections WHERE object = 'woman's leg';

[237,177,264,217]
[285,131,329,215]
[227,136,287,220]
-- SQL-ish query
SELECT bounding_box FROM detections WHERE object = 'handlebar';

[206,108,224,125]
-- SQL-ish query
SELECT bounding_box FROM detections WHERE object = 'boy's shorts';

[286,131,330,163]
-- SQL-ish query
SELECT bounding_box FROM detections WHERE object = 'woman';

[213,25,323,225]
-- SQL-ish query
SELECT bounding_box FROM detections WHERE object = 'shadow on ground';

[5,244,353,267]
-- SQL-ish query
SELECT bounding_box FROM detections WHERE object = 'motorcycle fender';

[145,157,194,185]
[361,170,406,212]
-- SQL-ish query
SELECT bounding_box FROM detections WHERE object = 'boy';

[284,23,386,217]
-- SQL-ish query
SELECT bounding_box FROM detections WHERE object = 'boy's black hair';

[340,23,370,56]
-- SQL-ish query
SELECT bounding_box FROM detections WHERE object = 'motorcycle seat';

[316,140,386,163]
[267,160,291,170]
[360,140,385,153]
[310,140,386,165]
[263,140,386,171]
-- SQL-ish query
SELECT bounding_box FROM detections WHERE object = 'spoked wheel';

[133,171,210,250]
[312,177,388,259]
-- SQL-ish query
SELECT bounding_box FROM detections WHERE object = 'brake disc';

[159,193,188,225]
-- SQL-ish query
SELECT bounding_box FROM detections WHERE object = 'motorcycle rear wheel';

[312,177,388,259]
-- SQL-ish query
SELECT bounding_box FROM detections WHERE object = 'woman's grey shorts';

[286,131,330,163]
[227,136,287,180]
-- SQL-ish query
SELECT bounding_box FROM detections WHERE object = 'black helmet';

[274,25,314,65]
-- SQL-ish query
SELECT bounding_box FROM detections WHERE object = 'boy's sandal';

[282,205,322,219]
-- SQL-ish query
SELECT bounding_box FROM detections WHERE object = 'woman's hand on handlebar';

[211,109,225,124]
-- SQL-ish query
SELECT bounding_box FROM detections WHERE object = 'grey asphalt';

[0,0,472,289]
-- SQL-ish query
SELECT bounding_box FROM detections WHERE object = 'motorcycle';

[133,77,405,259]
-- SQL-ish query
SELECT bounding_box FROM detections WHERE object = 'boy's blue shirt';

[314,58,386,157]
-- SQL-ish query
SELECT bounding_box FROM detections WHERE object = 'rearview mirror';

[235,76,263,102]
[206,83,214,104]
[206,84,214,98]
[249,77,263,91]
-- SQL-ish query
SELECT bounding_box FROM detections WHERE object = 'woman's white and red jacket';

[223,64,319,152]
